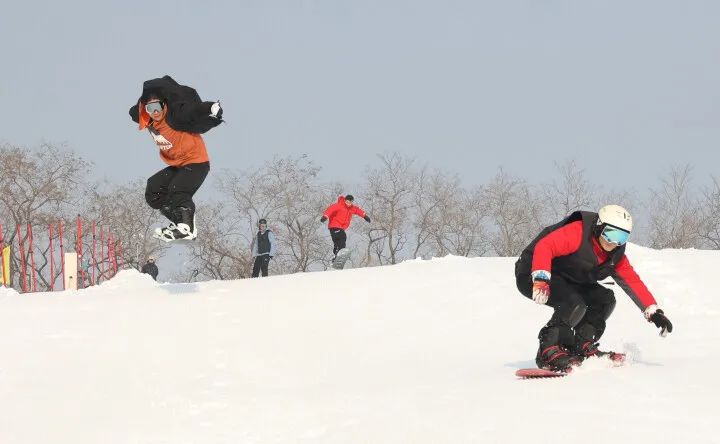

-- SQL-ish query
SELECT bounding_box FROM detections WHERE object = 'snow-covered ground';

[0,244,716,443]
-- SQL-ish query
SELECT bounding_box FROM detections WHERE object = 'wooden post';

[64,252,78,290]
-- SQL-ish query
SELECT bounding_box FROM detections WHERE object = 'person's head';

[594,205,632,252]
[344,194,354,207]
[258,218,267,230]
[143,94,167,122]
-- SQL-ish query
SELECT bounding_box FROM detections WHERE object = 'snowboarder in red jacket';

[320,195,371,259]
[515,205,673,372]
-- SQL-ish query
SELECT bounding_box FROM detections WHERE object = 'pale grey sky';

[1,0,719,191]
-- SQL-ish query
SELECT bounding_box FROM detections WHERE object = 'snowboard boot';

[174,206,197,240]
[159,205,179,229]
[535,345,579,372]
[155,207,196,242]
[535,325,581,372]
[574,341,624,363]
[154,205,180,238]
[571,323,621,362]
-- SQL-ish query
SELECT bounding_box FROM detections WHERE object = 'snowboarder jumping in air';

[129,75,224,242]
[320,195,370,268]
[515,205,673,372]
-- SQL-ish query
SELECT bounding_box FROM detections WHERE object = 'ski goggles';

[144,101,164,114]
[601,225,630,246]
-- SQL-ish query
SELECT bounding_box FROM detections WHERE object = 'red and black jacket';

[515,211,657,311]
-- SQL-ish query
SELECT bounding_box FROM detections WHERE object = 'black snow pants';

[516,268,616,350]
[329,228,347,256]
[252,255,270,278]
[145,162,210,221]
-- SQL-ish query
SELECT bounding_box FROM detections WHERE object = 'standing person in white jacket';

[251,219,277,278]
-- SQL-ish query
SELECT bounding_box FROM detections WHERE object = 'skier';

[141,256,159,281]
[515,205,673,372]
[251,218,276,278]
[320,195,370,268]
[129,75,223,241]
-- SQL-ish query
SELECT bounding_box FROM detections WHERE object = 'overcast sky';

[1,0,719,193]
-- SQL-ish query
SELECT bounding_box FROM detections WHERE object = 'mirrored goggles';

[145,101,164,114]
[601,225,630,246]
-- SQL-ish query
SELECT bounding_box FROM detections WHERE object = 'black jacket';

[515,211,626,284]
[129,75,223,134]
[141,262,159,281]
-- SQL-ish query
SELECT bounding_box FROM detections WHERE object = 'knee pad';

[561,300,587,328]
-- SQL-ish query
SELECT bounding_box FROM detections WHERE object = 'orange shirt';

[148,118,209,167]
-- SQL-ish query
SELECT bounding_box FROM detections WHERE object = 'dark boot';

[155,207,196,242]
[174,206,197,239]
[536,345,578,372]
[535,325,581,371]
[160,205,179,225]
[573,324,622,361]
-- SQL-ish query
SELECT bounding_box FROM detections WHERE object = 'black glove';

[320,216,327,223]
[649,309,673,337]
[364,215,371,223]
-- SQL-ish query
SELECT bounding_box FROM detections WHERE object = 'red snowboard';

[515,352,625,379]
[515,368,568,378]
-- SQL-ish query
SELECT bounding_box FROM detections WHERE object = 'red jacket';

[323,196,367,230]
[532,220,657,310]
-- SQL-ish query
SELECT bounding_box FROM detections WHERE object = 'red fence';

[1,216,123,293]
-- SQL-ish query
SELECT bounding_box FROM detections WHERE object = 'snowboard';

[332,248,351,270]
[515,352,626,379]
[152,227,196,243]
[515,368,568,378]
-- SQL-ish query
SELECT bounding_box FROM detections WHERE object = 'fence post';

[59,221,66,291]
[92,221,96,286]
[0,224,5,287]
[76,216,84,289]
[49,225,55,291]
[28,223,37,292]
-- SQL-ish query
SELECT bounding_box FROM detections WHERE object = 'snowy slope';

[0,244,717,444]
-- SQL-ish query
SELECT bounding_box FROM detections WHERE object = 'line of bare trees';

[2,143,720,286]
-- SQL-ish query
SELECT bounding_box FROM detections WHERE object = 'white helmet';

[597,205,632,232]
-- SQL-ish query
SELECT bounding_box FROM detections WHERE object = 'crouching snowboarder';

[515,205,673,372]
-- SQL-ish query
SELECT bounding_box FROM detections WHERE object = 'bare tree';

[540,160,596,222]
[646,165,701,249]
[0,143,92,290]
[697,176,720,249]
[360,152,416,265]
[214,155,327,275]
[483,168,542,256]
[442,186,490,257]
[182,202,252,280]
[85,179,170,274]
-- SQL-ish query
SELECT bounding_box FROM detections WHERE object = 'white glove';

[210,102,222,118]
[530,270,551,305]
